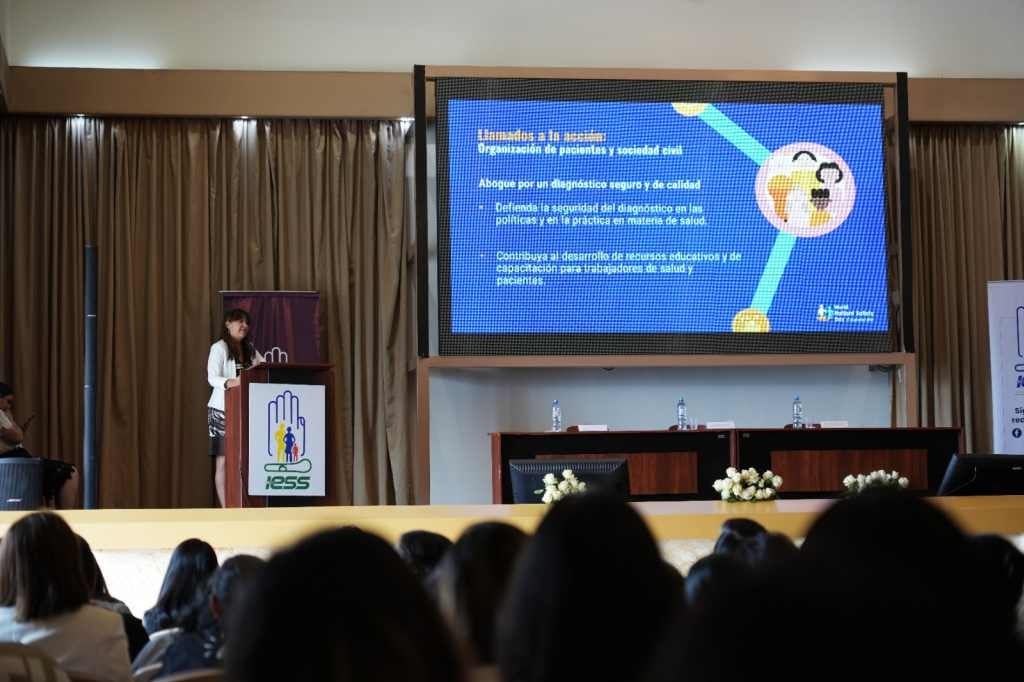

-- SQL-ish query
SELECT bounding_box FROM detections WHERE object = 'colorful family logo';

[817,304,835,323]
[265,390,312,474]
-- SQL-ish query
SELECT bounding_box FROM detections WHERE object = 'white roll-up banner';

[988,281,1024,454]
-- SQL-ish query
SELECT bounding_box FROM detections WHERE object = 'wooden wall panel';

[769,449,929,492]
[536,452,699,495]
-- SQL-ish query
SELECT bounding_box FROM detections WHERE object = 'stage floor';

[2,495,1023,550]
[3,496,1022,619]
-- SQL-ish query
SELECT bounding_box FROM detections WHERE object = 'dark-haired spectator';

[0,512,131,681]
[736,530,798,570]
[795,488,1012,674]
[225,527,466,682]
[497,492,681,682]
[398,530,452,584]
[160,554,266,677]
[711,517,766,556]
[143,538,218,633]
[435,522,527,680]
[77,535,149,660]
[970,534,1024,639]
[684,552,753,614]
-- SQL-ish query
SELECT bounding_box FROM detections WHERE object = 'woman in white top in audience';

[0,512,131,682]
[207,308,263,507]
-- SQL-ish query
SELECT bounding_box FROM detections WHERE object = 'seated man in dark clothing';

[0,381,77,507]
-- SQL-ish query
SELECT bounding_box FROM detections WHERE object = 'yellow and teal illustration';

[673,103,858,332]
[265,390,312,474]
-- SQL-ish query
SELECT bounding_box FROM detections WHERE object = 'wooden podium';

[224,363,337,507]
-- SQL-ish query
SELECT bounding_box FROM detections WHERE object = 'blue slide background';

[447,99,888,334]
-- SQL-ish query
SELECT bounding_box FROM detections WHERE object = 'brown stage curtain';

[909,125,1024,453]
[0,118,97,502]
[95,120,216,507]
[1,116,410,507]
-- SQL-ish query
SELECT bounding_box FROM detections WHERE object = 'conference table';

[490,427,963,503]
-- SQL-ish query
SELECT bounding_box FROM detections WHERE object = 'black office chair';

[0,458,44,510]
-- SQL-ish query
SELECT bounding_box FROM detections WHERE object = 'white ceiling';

[4,0,1024,77]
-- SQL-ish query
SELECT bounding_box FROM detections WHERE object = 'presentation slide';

[441,94,888,344]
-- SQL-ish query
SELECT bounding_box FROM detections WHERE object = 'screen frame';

[421,70,905,357]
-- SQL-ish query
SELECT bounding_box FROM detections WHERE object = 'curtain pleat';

[1005,127,1024,278]
[2,116,410,507]
[96,120,214,507]
[909,125,1024,453]
[0,119,91,502]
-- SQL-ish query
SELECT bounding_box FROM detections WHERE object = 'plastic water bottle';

[551,399,563,432]
[792,395,805,429]
[676,397,688,430]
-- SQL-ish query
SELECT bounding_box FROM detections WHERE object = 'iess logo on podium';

[248,384,326,495]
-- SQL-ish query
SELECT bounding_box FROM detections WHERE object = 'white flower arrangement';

[535,469,587,504]
[842,470,909,494]
[712,467,782,502]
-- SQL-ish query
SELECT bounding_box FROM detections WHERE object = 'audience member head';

[737,531,799,570]
[655,553,802,682]
[0,512,89,621]
[684,553,753,614]
[178,554,267,638]
[225,527,465,682]
[969,534,1024,636]
[397,530,452,581]
[211,555,265,623]
[712,517,766,557]
[798,488,998,670]
[76,534,113,602]
[801,487,970,593]
[435,521,528,666]
[497,492,681,682]
[153,538,218,626]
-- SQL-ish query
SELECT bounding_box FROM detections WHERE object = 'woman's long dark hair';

[77,534,113,601]
[220,308,255,365]
[435,522,528,665]
[0,512,90,621]
[497,493,680,682]
[151,538,218,626]
[226,527,465,682]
